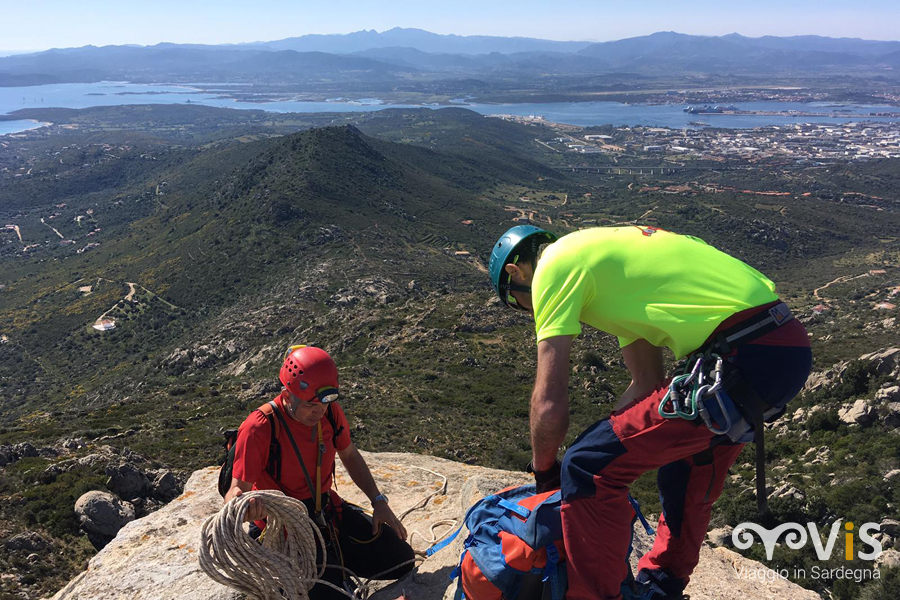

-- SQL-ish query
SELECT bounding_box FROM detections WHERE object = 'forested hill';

[1,105,899,599]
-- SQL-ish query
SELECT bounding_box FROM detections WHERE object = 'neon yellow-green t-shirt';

[531,226,778,358]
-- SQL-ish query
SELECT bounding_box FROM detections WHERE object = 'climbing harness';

[657,301,796,516]
[659,351,736,436]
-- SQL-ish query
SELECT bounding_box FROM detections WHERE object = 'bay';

[0,119,48,136]
[1,82,898,136]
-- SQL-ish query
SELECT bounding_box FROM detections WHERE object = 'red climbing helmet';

[279,345,340,403]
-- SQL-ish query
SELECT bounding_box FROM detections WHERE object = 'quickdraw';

[658,352,733,435]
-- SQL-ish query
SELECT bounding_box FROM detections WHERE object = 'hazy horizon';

[4,0,899,52]
[3,28,900,57]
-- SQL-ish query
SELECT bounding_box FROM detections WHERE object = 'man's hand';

[527,459,562,493]
[224,478,267,522]
[372,501,407,540]
[336,443,408,540]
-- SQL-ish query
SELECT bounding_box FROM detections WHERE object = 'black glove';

[526,459,561,493]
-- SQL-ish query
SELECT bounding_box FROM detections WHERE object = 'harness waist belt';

[706,301,793,355]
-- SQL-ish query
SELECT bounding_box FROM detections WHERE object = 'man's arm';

[338,442,407,539]
[531,336,574,471]
[223,477,267,522]
[615,338,666,411]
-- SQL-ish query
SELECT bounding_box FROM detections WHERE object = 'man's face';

[283,390,329,426]
[505,261,535,314]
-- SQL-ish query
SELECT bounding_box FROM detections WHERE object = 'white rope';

[199,490,347,600]
[200,467,455,599]
[397,466,448,522]
[398,466,458,556]
[409,520,459,551]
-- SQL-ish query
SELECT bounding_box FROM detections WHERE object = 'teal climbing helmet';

[488,225,558,309]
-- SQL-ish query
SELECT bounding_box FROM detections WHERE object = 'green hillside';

[1,105,899,600]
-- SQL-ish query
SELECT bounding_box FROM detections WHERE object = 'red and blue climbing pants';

[560,318,811,600]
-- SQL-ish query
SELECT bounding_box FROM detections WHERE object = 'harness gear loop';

[658,354,721,421]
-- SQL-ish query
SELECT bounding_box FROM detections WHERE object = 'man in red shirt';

[224,346,414,600]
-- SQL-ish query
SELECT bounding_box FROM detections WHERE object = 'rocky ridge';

[48,452,821,600]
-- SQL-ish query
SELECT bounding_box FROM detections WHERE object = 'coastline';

[0,118,51,136]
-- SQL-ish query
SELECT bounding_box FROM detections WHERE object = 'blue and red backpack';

[428,484,656,600]
[428,484,567,600]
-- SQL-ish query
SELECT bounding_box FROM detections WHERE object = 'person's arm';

[615,338,666,411]
[338,442,407,539]
[224,477,268,522]
[531,336,574,472]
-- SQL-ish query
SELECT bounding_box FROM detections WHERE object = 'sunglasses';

[506,286,530,312]
[286,386,340,405]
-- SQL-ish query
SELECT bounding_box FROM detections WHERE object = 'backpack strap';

[543,543,563,600]
[256,402,282,482]
[326,404,344,446]
[325,404,344,489]
[628,494,656,536]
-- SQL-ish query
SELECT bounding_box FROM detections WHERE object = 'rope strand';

[200,467,453,600]
[200,490,337,600]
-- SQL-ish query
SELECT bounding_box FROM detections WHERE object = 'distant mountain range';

[1,28,899,87]
[252,27,592,55]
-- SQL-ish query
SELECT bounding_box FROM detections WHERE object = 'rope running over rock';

[400,466,457,554]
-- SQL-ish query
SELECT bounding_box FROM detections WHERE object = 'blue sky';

[2,0,898,52]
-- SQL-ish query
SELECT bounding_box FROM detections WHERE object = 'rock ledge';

[49,452,821,600]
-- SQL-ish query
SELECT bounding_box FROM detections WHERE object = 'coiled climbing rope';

[199,466,453,600]
[199,490,335,600]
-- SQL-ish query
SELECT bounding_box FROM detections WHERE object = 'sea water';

[1,82,898,135]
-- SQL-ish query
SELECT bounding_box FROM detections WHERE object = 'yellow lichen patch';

[432,497,446,505]
[406,480,420,487]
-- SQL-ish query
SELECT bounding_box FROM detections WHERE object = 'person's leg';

[561,384,718,600]
[309,563,354,600]
[307,524,351,600]
[635,343,811,597]
[336,504,416,581]
[636,443,744,597]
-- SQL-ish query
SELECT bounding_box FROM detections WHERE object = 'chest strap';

[269,400,324,518]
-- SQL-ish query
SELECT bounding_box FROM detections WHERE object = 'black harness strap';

[719,370,771,517]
